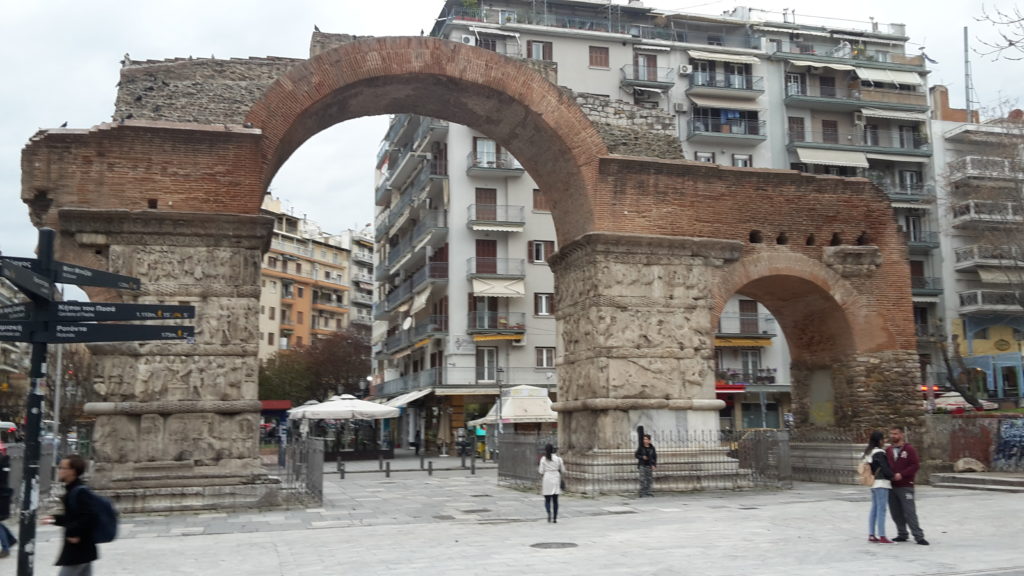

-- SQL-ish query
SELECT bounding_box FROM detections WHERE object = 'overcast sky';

[1,0,1020,294]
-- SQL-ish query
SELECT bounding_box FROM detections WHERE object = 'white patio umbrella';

[287,394,400,420]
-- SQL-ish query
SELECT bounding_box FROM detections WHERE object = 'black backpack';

[70,485,119,544]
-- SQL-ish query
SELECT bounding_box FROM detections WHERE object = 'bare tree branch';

[976,4,1024,60]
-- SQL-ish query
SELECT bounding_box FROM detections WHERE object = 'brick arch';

[246,36,609,244]
[711,251,897,364]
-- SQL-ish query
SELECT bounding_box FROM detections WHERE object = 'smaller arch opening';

[856,231,870,246]
[805,234,816,246]
[776,232,789,245]
[830,232,843,246]
[749,230,764,244]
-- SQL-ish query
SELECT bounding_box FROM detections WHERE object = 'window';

[740,349,760,378]
[530,240,555,263]
[536,347,556,368]
[260,305,265,315]
[900,170,922,192]
[535,293,555,316]
[899,125,916,149]
[724,62,748,89]
[527,40,553,61]
[589,46,609,68]
[787,116,805,142]
[297,286,304,298]
[267,332,275,346]
[822,120,839,144]
[267,256,278,270]
[739,300,759,333]
[864,124,880,146]
[478,36,497,52]
[633,52,658,81]
[692,59,712,86]
[476,347,498,381]
[973,327,989,340]
[475,188,497,221]
[533,189,551,212]
[476,239,497,274]
[295,262,302,275]
[904,215,922,242]
[279,335,289,350]
[269,307,276,321]
[732,154,752,168]
[695,151,715,163]
[785,73,805,96]
[819,76,837,98]
[498,9,517,24]
[473,137,498,167]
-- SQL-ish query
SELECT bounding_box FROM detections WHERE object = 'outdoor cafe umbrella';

[287,394,400,420]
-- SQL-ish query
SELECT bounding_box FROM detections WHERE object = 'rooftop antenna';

[964,26,976,123]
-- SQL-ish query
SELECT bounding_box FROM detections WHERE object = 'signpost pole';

[17,228,55,576]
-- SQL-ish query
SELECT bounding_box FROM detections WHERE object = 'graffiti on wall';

[993,419,1024,471]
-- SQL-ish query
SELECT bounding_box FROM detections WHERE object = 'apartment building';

[0,280,30,420]
[371,0,939,445]
[931,86,1024,404]
[258,196,354,361]
[337,228,376,329]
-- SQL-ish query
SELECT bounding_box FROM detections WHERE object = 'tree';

[258,349,315,406]
[258,325,371,404]
[977,4,1024,60]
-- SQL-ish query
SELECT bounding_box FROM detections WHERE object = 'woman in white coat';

[538,443,566,523]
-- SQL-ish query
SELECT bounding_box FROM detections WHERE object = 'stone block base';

[563,447,752,495]
[99,478,282,513]
[790,442,863,484]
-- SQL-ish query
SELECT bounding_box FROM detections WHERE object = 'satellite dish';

[402,317,413,330]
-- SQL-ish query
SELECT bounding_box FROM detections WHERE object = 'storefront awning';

[435,387,500,396]
[795,148,869,168]
[470,26,519,38]
[688,50,759,64]
[472,278,525,297]
[861,108,929,122]
[689,95,761,111]
[714,337,772,347]
[855,67,922,86]
[866,153,929,163]
[787,59,855,71]
[471,224,524,232]
[472,334,524,342]
[385,388,433,408]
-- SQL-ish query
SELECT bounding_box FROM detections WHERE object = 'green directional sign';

[1,260,55,300]
[55,302,195,322]
[0,303,32,321]
[44,323,195,343]
[55,263,141,291]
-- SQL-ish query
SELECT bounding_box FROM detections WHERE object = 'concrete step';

[933,469,1024,485]
[930,481,1024,494]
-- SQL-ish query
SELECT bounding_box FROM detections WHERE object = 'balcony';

[413,118,449,151]
[879,183,935,203]
[467,257,526,278]
[385,238,413,269]
[466,151,525,177]
[412,261,449,292]
[375,177,391,207]
[352,250,374,266]
[716,312,777,337]
[954,245,1024,271]
[352,271,373,284]
[686,73,764,99]
[385,280,413,312]
[716,368,778,386]
[910,276,943,296]
[620,65,675,91]
[959,290,1024,314]
[270,239,313,258]
[952,200,1024,229]
[350,292,374,305]
[687,117,766,145]
[467,204,526,231]
[787,129,930,156]
[412,210,448,248]
[466,311,527,333]
[380,368,440,396]
[384,330,412,354]
[312,297,347,312]
[948,156,1024,184]
[412,315,449,340]
[783,84,927,112]
[771,41,925,68]
[905,231,940,254]
[351,313,373,326]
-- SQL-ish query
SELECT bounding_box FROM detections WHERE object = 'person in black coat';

[634,434,657,497]
[43,454,97,574]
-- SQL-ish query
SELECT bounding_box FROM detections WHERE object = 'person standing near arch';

[538,443,565,523]
[887,426,929,545]
[635,434,657,497]
[863,430,893,543]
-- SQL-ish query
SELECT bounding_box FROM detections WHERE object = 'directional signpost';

[3,228,194,576]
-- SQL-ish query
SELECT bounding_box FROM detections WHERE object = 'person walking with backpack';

[887,426,929,545]
[43,454,97,575]
[863,430,894,543]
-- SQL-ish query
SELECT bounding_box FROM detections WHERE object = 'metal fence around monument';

[281,437,324,504]
[788,428,869,485]
[498,429,793,495]
[6,443,57,508]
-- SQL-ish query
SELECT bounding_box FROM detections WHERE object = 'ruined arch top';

[246,36,610,244]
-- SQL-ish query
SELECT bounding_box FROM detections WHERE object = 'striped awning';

[688,50,759,64]
[714,337,771,347]
[795,148,869,168]
[472,334,524,342]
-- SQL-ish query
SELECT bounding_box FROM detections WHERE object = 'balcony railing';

[384,330,411,354]
[386,238,413,269]
[948,155,1024,181]
[905,230,940,250]
[440,365,558,387]
[955,245,1024,267]
[467,204,526,225]
[878,183,935,201]
[350,292,373,305]
[717,312,777,336]
[689,73,764,92]
[352,271,373,284]
[772,41,925,67]
[351,313,373,325]
[959,290,1024,312]
[412,315,449,339]
[784,84,927,108]
[412,210,448,246]
[689,117,766,138]
[270,239,314,258]
[467,311,527,332]
[467,257,526,277]
[910,276,943,294]
[716,368,778,386]
[620,65,675,87]
[412,261,449,291]
[385,280,413,311]
[789,129,929,151]
[413,117,449,149]
[352,251,374,265]
[466,151,524,175]
[952,200,1024,227]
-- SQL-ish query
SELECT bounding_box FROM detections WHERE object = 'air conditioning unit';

[511,336,527,347]
[853,112,865,125]
[678,64,691,76]
[460,34,476,46]
[673,102,688,113]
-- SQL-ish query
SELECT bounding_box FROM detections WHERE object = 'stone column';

[60,209,278,512]
[549,233,742,494]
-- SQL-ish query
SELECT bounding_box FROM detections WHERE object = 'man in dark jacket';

[44,454,97,574]
[887,426,929,545]
[635,434,657,497]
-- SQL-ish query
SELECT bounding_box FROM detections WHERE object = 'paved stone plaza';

[19,455,1024,575]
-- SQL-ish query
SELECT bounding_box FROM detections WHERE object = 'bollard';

[339,462,345,480]
[420,455,425,470]
[470,454,476,475]
[337,454,342,473]
[385,461,391,478]
[378,453,384,470]
[461,452,466,469]
[428,460,433,476]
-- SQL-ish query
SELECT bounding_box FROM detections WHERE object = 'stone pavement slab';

[18,467,1024,575]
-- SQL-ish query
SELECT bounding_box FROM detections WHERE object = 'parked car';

[0,421,17,443]
[928,392,998,411]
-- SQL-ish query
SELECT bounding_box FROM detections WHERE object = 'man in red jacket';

[887,426,929,545]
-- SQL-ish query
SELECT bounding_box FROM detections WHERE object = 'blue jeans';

[869,487,890,537]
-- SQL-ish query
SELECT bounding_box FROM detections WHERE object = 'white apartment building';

[372,0,939,444]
